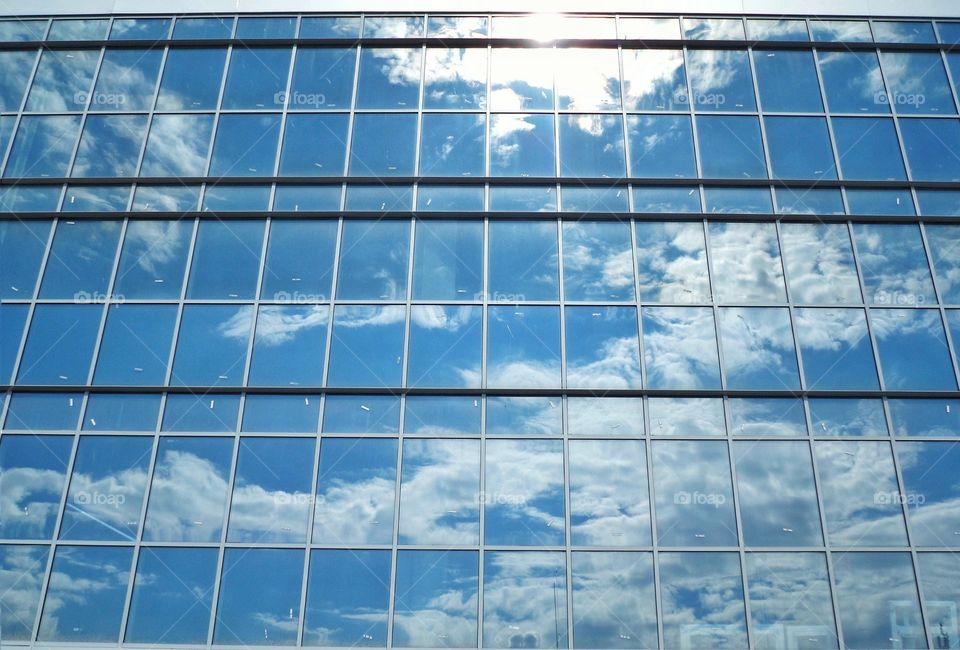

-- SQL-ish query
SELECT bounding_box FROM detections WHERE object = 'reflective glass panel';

[327,305,405,387]
[412,219,482,300]
[0,434,72,538]
[172,16,233,39]
[4,393,82,430]
[765,116,837,179]
[350,113,417,176]
[288,47,355,110]
[279,113,348,176]
[753,49,822,112]
[0,50,37,111]
[423,47,487,109]
[635,221,710,303]
[4,115,81,178]
[795,308,879,390]
[321,395,400,433]
[0,304,28,382]
[709,222,786,302]
[489,48,553,110]
[489,113,556,177]
[25,49,99,112]
[299,16,360,38]
[337,219,408,300]
[113,219,191,299]
[873,308,957,390]
[832,117,906,180]
[684,17,745,39]
[642,307,721,389]
[627,115,696,178]
[18,304,101,385]
[485,439,564,545]
[82,393,160,431]
[156,47,226,110]
[488,220,558,301]
[571,552,657,650]
[209,113,281,176]
[221,46,291,109]
[487,306,561,389]
[419,113,485,177]
[559,114,625,178]
[748,18,809,40]
[696,115,767,178]
[648,397,725,436]
[160,393,240,432]
[140,114,215,177]
[485,397,561,436]
[926,224,960,303]
[40,219,121,298]
[408,305,482,388]
[898,441,960,546]
[901,117,960,181]
[916,553,960,648]
[186,219,264,299]
[483,552,567,650]
[808,398,888,437]
[90,48,162,111]
[94,303,177,385]
[0,545,47,640]
[881,52,956,114]
[0,219,51,299]
[393,550,479,648]
[854,223,935,306]
[304,549,391,646]
[686,49,756,111]
[170,305,253,386]
[565,306,642,389]
[249,305,329,387]
[718,307,801,390]
[109,18,170,40]
[555,48,621,110]
[727,397,806,436]
[780,223,861,304]
[818,51,888,113]
[622,49,686,111]
[562,221,634,301]
[404,395,481,435]
[356,47,422,108]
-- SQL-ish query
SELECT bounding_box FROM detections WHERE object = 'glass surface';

[398,438,480,544]
[350,113,417,176]
[489,48,554,110]
[652,440,738,546]
[209,113,281,176]
[719,307,801,390]
[0,304,26,382]
[236,16,296,39]
[696,115,767,179]
[202,185,271,212]
[356,47,421,108]
[187,219,264,299]
[875,20,936,42]
[304,549,390,646]
[881,52,955,114]
[622,49,686,111]
[0,434,72,538]
[485,439,564,545]
[489,113,556,177]
[916,553,960,648]
[419,113,485,177]
[273,185,341,211]
[0,219,50,299]
[25,49,99,112]
[404,395,481,435]
[709,222,786,302]
[748,18,809,40]
[125,547,218,644]
[345,184,413,211]
[139,114,215,176]
[659,552,748,649]
[873,308,957,390]
[795,308,879,390]
[684,17,745,39]
[111,219,189,298]
[424,47,486,109]
[571,552,657,650]
[4,115,81,178]
[765,116,836,180]
[62,184,129,211]
[569,440,650,546]
[561,186,628,212]
[393,550,479,648]
[854,223,935,306]
[40,219,121,298]
[313,437,398,544]
[242,394,320,433]
[156,47,226,110]
[0,544,47,640]
[249,305,328,387]
[170,305,253,386]
[288,47,356,111]
[647,397,725,436]
[485,396,562,435]
[143,436,233,542]
[627,114,696,178]
[808,398,888,437]
[262,220,336,300]
[4,392,82,430]
[555,48,621,110]
[161,393,240,432]
[565,306,642,389]
[926,224,960,303]
[18,304,101,385]
[428,15,488,38]
[559,114,625,178]
[818,51,888,113]
[336,219,408,300]
[488,220,558,301]
[488,185,557,211]
[734,441,823,546]
[417,184,484,211]
[412,220,482,300]
[727,397,806,436]
[901,117,960,181]
[213,548,303,646]
[898,441,960,546]
[90,48,162,111]
[711,189,773,216]
[109,18,170,40]
[38,545,133,642]
[634,221,709,303]
[686,49,755,111]
[172,16,233,39]
[221,47,291,109]
[831,117,906,181]
[780,223,861,304]
[643,307,720,389]
[408,305,482,388]
[94,304,177,385]
[832,552,926,650]
[746,553,839,649]
[562,221,634,301]
[279,113,348,176]
[299,16,360,38]
[620,17,680,38]
[0,50,37,111]
[483,551,567,650]
[567,397,643,437]
[327,305,405,386]
[814,441,908,546]
[364,16,425,38]
[847,188,916,216]
[487,306,561,389]
[322,395,401,433]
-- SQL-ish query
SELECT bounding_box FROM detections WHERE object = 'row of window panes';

[8,183,960,217]
[4,45,960,117]
[8,112,960,183]
[2,429,958,548]
[3,13,960,44]
[3,391,957,437]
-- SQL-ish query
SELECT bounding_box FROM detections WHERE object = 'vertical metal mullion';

[847,222,889,395]
[557,218,567,392]
[809,45,847,197]
[702,219,728,392]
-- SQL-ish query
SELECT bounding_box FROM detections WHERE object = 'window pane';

[248,305,328,387]
[696,115,767,178]
[170,305,253,386]
[642,306,721,389]
[561,186,629,212]
[901,117,960,181]
[109,18,170,40]
[278,113,348,176]
[565,306,641,389]
[847,188,915,216]
[705,187,773,214]
[881,51,956,114]
[652,440,737,546]
[161,393,240,432]
[59,435,151,541]
[831,117,906,181]
[221,46,290,109]
[114,219,191,299]
[393,550,479,648]
[350,113,417,176]
[635,221,710,303]
[300,16,360,38]
[313,437,398,544]
[273,185,340,211]
[356,47,421,108]
[140,114,215,176]
[73,114,148,177]
[259,220,335,303]
[917,553,960,648]
[322,395,400,433]
[734,441,822,546]
[483,552,567,650]
[684,17,745,39]
[287,47,356,110]
[0,219,51,299]
[621,17,680,38]
[709,222,786,302]
[18,304,101,384]
[0,49,36,111]
[428,16,488,38]
[814,441,908,545]
[872,308,957,390]
[404,395,481,435]
[186,219,263,299]
[719,307,801,390]
[926,224,960,303]
[241,394,319,433]
[0,304,28,382]
[488,220,558,300]
[686,49,756,111]
[40,219,121,298]
[0,545,47,640]
[832,553,925,650]
[490,48,553,110]
[854,223,935,306]
[559,114,625,178]
[125,547,217,644]
[156,47,226,110]
[4,115,81,178]
[209,113,281,176]
[423,47,486,109]
[765,116,836,180]
[753,49,822,112]
[795,308,879,390]
[489,184,557,211]
[417,184,484,211]
[213,548,303,646]
[90,48,162,111]
[398,439,480,544]
[94,304,176,385]
[303,549,390,645]
[562,221,634,301]
[485,439,563,545]
[336,220,408,300]
[38,546,133,642]
[412,219,482,300]
[142,436,232,542]
[486,396,562,435]
[746,553,839,649]
[327,305,405,387]
[727,397,806,436]
[173,16,233,39]
[555,48,621,110]
[62,184,129,212]
[622,49,686,111]
[780,223,861,304]
[808,398,888,437]
[0,434,72,538]
[408,305,482,388]
[569,440,650,546]
[487,306,561,389]
[898,441,960,546]
[660,552,748,649]
[419,113,485,177]
[818,51,888,113]
[748,18,809,40]
[489,113,556,176]
[25,49,99,112]
[571,552,656,650]
[4,393,83,431]
[627,114,696,178]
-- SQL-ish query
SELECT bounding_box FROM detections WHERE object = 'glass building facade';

[0,5,959,649]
